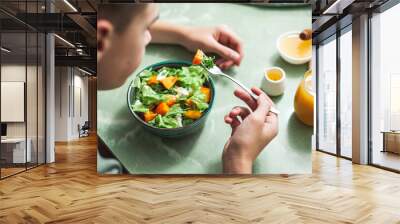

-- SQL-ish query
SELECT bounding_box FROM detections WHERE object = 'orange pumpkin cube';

[200,86,211,103]
[160,76,177,89]
[147,75,159,85]
[192,49,204,65]
[143,111,157,122]
[155,102,170,116]
[184,110,202,120]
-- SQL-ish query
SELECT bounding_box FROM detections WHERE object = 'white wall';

[55,66,69,141]
[54,67,89,141]
[72,73,89,138]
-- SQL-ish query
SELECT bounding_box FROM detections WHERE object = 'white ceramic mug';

[261,67,286,96]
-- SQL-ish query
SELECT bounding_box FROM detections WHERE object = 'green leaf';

[133,76,141,89]
[131,100,148,113]
[201,54,215,69]
[140,85,161,105]
[189,90,209,111]
[178,65,208,90]
[182,118,194,126]
[166,104,183,117]
[139,69,154,79]
[149,114,180,128]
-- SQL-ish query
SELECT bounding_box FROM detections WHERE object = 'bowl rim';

[127,60,216,131]
[276,30,312,62]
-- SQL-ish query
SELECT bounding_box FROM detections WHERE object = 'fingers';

[217,25,244,65]
[253,93,272,118]
[233,88,257,111]
[219,60,235,70]
[234,87,276,116]
[229,106,251,120]
[210,25,243,68]
[224,114,241,128]
[215,58,225,66]
[224,106,251,136]
[250,87,264,96]
[211,40,240,66]
[215,58,235,70]
[224,114,240,135]
[251,87,275,107]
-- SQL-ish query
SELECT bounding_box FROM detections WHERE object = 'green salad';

[130,50,215,129]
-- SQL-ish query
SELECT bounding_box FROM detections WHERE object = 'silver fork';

[206,65,280,115]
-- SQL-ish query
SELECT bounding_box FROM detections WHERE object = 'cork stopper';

[299,29,312,41]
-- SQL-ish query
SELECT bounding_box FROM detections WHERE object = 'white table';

[1,138,31,163]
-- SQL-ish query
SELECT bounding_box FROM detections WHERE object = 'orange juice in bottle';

[294,70,314,126]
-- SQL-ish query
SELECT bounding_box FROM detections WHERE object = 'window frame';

[367,1,400,173]
[315,22,352,160]
[0,0,48,180]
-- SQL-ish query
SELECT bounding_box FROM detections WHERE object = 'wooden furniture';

[382,131,400,154]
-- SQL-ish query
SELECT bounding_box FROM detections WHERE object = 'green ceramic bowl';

[127,60,215,138]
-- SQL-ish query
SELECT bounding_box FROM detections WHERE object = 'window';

[0,1,47,179]
[339,27,352,158]
[370,3,400,171]
[317,36,337,154]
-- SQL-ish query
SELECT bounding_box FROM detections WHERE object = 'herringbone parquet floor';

[1,135,400,224]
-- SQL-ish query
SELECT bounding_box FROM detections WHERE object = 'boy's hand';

[149,21,243,69]
[181,25,244,70]
[222,87,278,174]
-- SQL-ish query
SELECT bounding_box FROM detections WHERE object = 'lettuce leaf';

[140,85,161,105]
[133,75,141,89]
[182,118,194,126]
[166,104,183,117]
[138,69,153,79]
[149,114,180,129]
[131,100,148,113]
[188,90,209,111]
[178,66,208,90]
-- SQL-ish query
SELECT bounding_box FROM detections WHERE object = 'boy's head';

[97,3,159,90]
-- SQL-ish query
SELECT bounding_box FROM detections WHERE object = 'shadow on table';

[106,105,203,173]
[271,53,307,78]
[269,94,284,104]
[146,44,191,58]
[204,158,222,174]
[286,112,312,153]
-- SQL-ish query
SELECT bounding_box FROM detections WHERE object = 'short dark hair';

[98,3,149,33]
